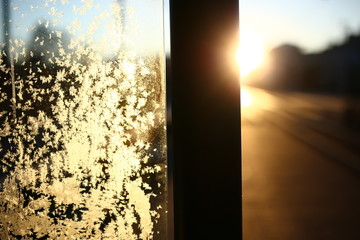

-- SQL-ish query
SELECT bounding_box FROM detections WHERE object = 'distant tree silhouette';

[264,44,305,89]
[28,22,69,67]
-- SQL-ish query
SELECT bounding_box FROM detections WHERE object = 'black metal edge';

[168,0,241,239]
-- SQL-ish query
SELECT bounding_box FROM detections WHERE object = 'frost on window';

[0,0,167,239]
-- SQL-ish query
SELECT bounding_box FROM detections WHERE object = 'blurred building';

[264,44,305,90]
[308,34,360,95]
[251,33,360,96]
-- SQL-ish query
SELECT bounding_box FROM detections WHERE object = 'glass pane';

[0,0,167,239]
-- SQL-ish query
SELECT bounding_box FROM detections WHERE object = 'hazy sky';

[240,0,360,53]
[5,1,359,56]
[1,0,164,55]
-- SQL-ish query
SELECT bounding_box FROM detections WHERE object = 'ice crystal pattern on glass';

[0,0,166,239]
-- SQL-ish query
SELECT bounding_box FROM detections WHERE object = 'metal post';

[169,0,241,239]
[2,0,11,60]
[2,0,16,120]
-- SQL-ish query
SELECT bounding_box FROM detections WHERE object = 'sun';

[237,28,265,78]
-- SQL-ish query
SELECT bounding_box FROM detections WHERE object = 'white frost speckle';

[0,1,166,239]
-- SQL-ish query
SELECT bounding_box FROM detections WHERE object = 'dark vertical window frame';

[168,0,242,239]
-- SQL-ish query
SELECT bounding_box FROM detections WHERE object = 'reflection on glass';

[0,0,167,239]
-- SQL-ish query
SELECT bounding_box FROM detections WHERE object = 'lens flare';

[241,88,253,108]
[238,28,265,78]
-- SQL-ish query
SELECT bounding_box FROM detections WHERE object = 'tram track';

[265,108,360,173]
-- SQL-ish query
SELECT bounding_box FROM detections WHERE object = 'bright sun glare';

[237,28,265,78]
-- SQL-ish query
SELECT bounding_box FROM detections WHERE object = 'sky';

[5,0,359,57]
[1,0,164,55]
[240,0,360,54]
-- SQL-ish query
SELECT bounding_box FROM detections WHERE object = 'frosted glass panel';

[0,0,167,239]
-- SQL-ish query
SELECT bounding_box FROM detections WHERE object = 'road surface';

[242,85,360,240]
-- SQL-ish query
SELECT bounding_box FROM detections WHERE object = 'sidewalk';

[242,118,360,240]
[265,89,360,172]
[242,86,360,239]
